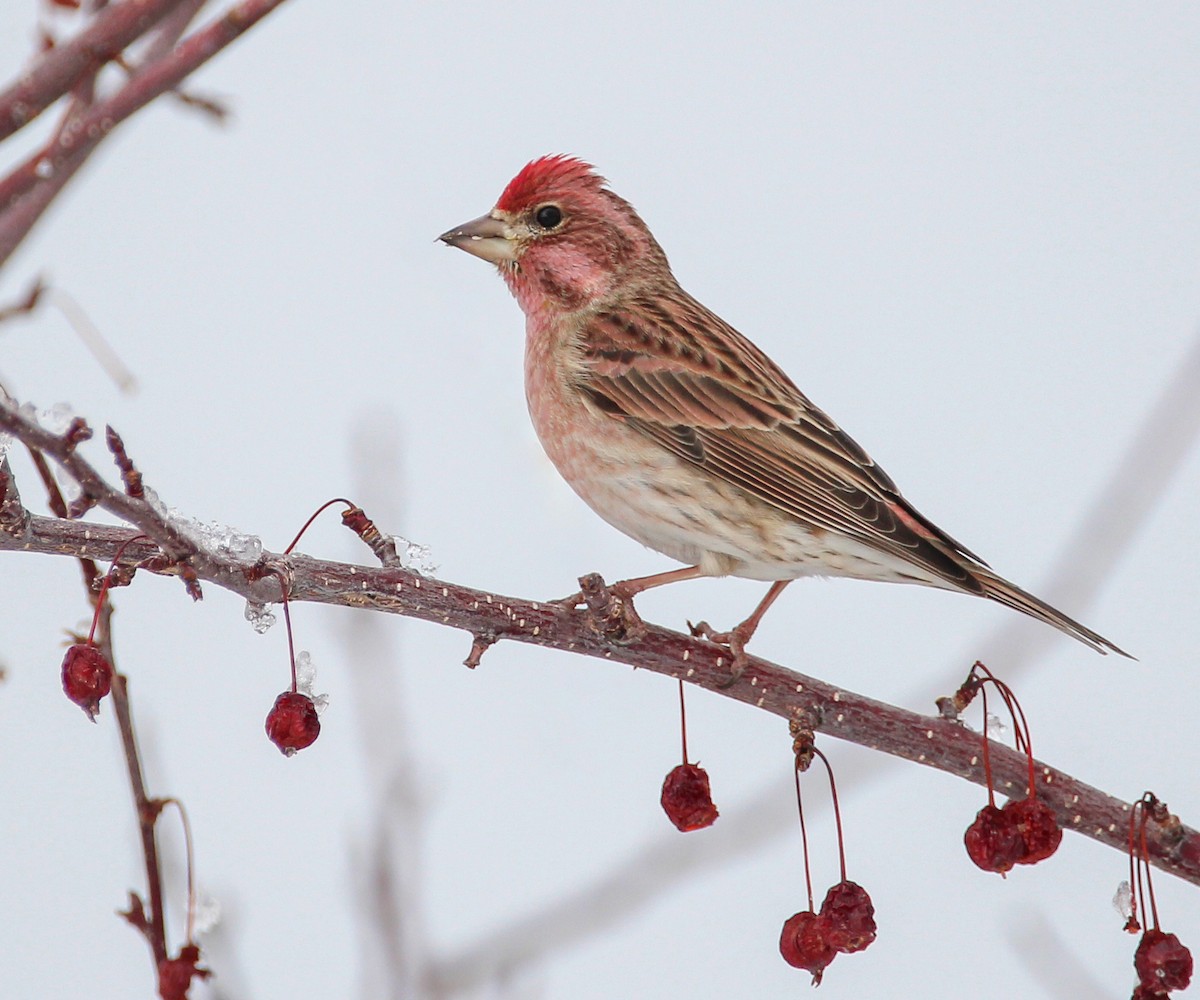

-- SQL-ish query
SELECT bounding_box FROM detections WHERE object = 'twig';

[0,0,293,268]
[0,0,182,142]
[111,672,170,967]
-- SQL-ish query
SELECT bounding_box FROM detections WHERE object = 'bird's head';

[439,156,668,314]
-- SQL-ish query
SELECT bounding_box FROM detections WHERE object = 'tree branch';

[0,0,182,142]
[0,0,292,268]
[1,398,1196,889]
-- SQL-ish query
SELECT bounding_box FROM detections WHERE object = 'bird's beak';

[438,213,517,264]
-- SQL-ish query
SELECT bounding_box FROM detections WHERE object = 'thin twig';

[111,672,170,967]
[0,0,183,142]
[0,0,293,267]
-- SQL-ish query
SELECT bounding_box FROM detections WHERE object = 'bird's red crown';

[496,155,604,212]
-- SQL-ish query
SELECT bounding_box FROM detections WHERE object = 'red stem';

[1128,799,1143,929]
[86,532,150,644]
[276,576,298,692]
[1140,802,1162,930]
[677,679,688,765]
[812,747,847,883]
[794,763,814,912]
[978,685,996,809]
[284,497,354,555]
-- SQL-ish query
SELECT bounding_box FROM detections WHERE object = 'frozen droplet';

[142,487,262,565]
[0,430,12,465]
[392,534,438,576]
[985,714,1008,739]
[38,401,76,434]
[295,650,329,714]
[243,600,276,634]
[192,889,221,936]
[1112,880,1133,920]
[34,158,53,179]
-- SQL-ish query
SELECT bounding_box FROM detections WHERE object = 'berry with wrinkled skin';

[61,643,113,721]
[1004,796,1063,865]
[660,763,718,831]
[265,691,320,756]
[820,880,877,954]
[439,155,1128,659]
[779,910,836,983]
[964,803,1023,874]
[1134,929,1193,992]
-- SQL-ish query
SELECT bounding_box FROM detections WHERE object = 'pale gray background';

[1,3,1198,998]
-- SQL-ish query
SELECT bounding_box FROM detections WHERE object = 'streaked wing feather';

[579,294,987,588]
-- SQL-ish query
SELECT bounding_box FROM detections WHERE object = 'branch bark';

[0,0,292,268]
[2,393,1197,890]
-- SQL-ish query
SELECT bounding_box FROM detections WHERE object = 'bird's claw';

[688,619,751,687]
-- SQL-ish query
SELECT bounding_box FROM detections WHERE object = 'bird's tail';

[974,568,1133,658]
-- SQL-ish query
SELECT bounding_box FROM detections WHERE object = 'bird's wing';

[575,289,987,590]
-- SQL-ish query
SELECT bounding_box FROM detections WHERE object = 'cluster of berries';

[657,690,876,986]
[1124,793,1192,998]
[776,728,875,985]
[950,663,1063,875]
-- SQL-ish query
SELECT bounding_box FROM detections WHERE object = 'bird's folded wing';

[577,298,986,590]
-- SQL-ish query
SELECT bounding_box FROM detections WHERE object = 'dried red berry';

[1135,929,1193,992]
[964,803,1023,874]
[819,880,877,954]
[780,910,837,983]
[1130,986,1169,1000]
[61,643,113,721]
[265,691,320,756]
[1004,796,1062,865]
[660,763,718,831]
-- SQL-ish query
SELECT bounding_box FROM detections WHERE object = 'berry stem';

[812,747,847,883]
[979,685,997,809]
[284,497,355,555]
[1139,799,1162,930]
[271,569,299,692]
[794,763,815,912]
[1129,797,1145,931]
[972,667,1038,801]
[86,533,150,644]
[677,679,689,765]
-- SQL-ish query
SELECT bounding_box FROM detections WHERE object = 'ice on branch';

[143,486,263,564]
[34,401,77,435]
[295,651,329,714]
[390,534,438,576]
[243,601,276,634]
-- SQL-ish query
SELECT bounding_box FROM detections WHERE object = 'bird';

[439,155,1129,666]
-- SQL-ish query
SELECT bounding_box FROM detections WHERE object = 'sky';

[1,3,1199,998]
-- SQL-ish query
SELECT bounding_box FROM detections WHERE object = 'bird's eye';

[534,204,563,229]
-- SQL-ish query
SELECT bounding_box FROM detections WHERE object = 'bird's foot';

[688,619,752,687]
[572,572,647,644]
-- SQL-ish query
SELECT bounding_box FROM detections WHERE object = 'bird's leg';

[610,564,707,601]
[691,580,792,685]
[555,565,705,610]
[558,566,706,645]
